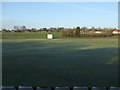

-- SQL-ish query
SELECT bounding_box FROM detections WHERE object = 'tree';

[81,27,88,32]
[20,25,27,32]
[75,27,80,37]
[58,27,64,32]
[91,27,96,32]
[98,27,101,30]
[61,30,67,37]
[13,26,19,31]
[2,29,8,32]
[101,28,113,37]
[40,28,48,32]
[67,29,74,37]
[106,30,113,37]
[31,28,36,32]
[49,27,57,32]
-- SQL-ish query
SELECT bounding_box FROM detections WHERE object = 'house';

[95,31,102,34]
[113,30,120,34]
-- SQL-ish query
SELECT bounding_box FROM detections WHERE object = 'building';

[47,34,53,39]
[95,31,102,34]
[113,30,120,34]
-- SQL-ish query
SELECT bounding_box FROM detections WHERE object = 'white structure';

[95,31,102,34]
[47,34,53,39]
[113,30,120,34]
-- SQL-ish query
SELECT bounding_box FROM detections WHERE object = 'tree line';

[2,25,64,32]
[61,27,117,37]
[1,25,118,37]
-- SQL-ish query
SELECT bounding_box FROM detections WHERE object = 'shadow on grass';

[2,40,118,87]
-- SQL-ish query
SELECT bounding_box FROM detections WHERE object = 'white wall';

[47,34,53,39]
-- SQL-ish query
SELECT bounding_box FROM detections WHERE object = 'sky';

[1,2,118,30]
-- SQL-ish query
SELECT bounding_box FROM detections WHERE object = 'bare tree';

[13,26,19,31]
[21,25,27,32]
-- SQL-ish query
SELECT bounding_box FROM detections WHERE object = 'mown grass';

[2,32,118,39]
[2,32,62,39]
[2,39,118,87]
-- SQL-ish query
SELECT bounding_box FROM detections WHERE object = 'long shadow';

[2,40,118,87]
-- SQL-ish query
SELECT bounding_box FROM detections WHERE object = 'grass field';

[2,32,62,39]
[2,39,118,87]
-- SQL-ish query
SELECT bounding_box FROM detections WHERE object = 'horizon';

[2,2,118,29]
[1,26,118,30]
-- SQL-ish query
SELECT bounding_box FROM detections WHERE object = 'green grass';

[2,32,118,39]
[2,32,62,39]
[2,39,118,87]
